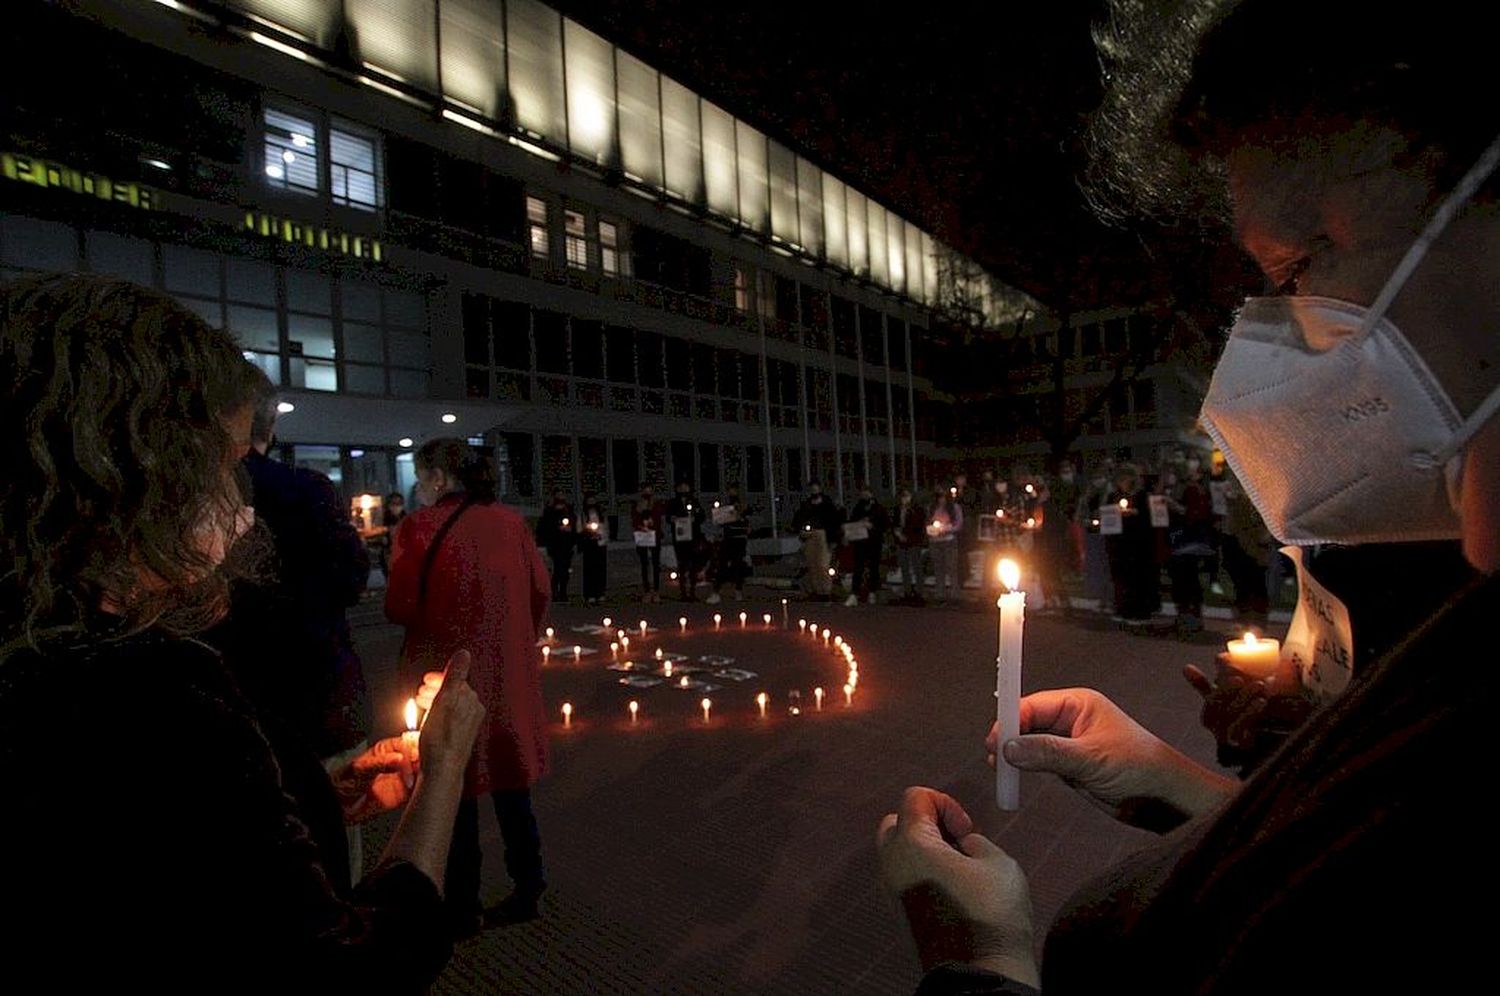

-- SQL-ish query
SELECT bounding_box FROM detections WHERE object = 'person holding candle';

[0,277,486,988]
[666,480,705,602]
[707,487,751,605]
[579,493,609,607]
[388,439,552,935]
[793,484,841,601]
[880,5,1500,992]
[535,489,577,606]
[632,484,665,603]
[892,488,930,605]
[927,487,964,605]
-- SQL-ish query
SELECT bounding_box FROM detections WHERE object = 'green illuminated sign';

[2,151,157,210]
[243,211,383,262]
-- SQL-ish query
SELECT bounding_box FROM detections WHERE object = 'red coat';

[386,495,550,795]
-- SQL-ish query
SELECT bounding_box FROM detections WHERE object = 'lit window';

[734,267,748,312]
[264,108,319,195]
[330,123,382,211]
[564,209,588,270]
[527,196,550,258]
[600,220,620,276]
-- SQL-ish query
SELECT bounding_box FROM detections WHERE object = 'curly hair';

[1,274,264,648]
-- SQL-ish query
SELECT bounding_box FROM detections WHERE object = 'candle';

[628,700,639,724]
[1225,631,1282,680]
[561,702,572,727]
[679,675,690,688]
[562,517,570,527]
[701,697,712,723]
[402,697,421,763]
[827,567,837,578]
[611,642,619,658]
[1119,498,1129,510]
[664,661,673,677]
[617,629,626,642]
[822,628,830,646]
[799,619,807,633]
[621,636,630,651]
[763,613,772,627]
[656,647,664,660]
[679,616,687,632]
[714,613,722,629]
[843,683,853,706]
[757,691,768,718]
[782,598,789,628]
[639,620,648,637]
[670,571,679,582]
[814,687,824,711]
[996,558,1026,812]
[739,611,748,628]
[541,646,550,663]
[602,616,613,629]
[834,636,843,649]
[573,644,582,660]
[545,627,555,642]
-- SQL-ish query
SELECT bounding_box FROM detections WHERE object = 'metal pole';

[755,269,778,535]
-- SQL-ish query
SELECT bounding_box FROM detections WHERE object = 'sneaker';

[843,594,859,607]
[705,592,722,605]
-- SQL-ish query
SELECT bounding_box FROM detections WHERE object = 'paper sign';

[673,518,693,543]
[1280,546,1355,704]
[1148,494,1170,528]
[842,521,869,542]
[1098,505,1123,535]
[1209,481,1229,517]
[633,530,657,548]
[711,505,736,525]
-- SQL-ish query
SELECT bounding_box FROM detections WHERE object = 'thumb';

[442,649,473,688]
[1183,664,1214,699]
[1003,733,1090,778]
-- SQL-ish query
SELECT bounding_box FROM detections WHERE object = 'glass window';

[867,199,889,286]
[717,349,740,399]
[226,258,274,304]
[343,281,381,321]
[735,120,768,233]
[85,232,152,284]
[846,188,868,277]
[384,288,426,329]
[286,269,332,315]
[263,107,319,195]
[605,325,634,383]
[344,363,386,395]
[344,322,384,364]
[888,318,907,371]
[664,336,690,391]
[461,292,490,365]
[293,445,342,484]
[494,300,531,370]
[821,173,848,268]
[661,76,702,203]
[500,432,536,498]
[786,448,803,492]
[527,195,550,257]
[572,319,604,379]
[507,0,567,142]
[691,343,715,395]
[616,51,663,187]
[288,315,335,360]
[244,350,280,385]
[163,244,219,296]
[390,367,429,399]
[291,356,338,392]
[734,267,748,312]
[563,19,617,167]
[1,216,77,272]
[387,329,430,369]
[611,439,638,495]
[796,157,824,257]
[670,441,695,486]
[439,0,507,119]
[746,445,766,493]
[599,220,620,276]
[330,122,382,210]
[768,140,798,244]
[637,330,664,387]
[701,101,737,218]
[698,443,720,492]
[226,305,280,353]
[534,309,568,373]
[564,209,588,269]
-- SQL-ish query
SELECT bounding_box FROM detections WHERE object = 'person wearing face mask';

[535,490,577,605]
[666,481,705,601]
[845,483,890,606]
[878,4,1500,993]
[892,488,930,604]
[707,488,751,604]
[579,494,608,606]
[632,485,665,603]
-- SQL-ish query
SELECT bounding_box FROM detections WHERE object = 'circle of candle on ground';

[561,702,572,726]
[611,642,619,657]
[701,697,712,722]
[621,636,630,650]
[799,619,807,632]
[822,628,830,645]
[628,700,639,723]
[843,683,853,706]
[834,636,843,648]
[757,692,768,717]
[814,687,824,710]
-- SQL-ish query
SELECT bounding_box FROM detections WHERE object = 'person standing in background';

[632,485,664,603]
[579,493,608,606]
[666,481,705,601]
[928,486,963,604]
[793,483,839,600]
[893,488,929,604]
[707,487,751,604]
[536,489,576,605]
[846,483,889,606]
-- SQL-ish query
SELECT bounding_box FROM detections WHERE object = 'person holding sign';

[666,481,705,601]
[707,487,751,604]
[844,483,890,606]
[631,485,665,603]
[880,3,1500,992]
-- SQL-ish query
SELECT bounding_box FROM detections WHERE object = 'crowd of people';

[2,0,1495,990]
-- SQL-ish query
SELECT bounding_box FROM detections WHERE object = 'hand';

[986,688,1236,830]
[413,670,444,713]
[877,787,1039,986]
[1184,657,1314,773]
[333,736,416,823]
[413,649,485,782]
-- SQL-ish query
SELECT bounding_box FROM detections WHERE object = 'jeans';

[852,539,883,597]
[898,546,924,597]
[445,789,545,918]
[548,546,573,601]
[636,545,660,592]
[931,540,959,601]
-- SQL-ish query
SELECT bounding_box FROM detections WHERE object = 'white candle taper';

[996,558,1025,811]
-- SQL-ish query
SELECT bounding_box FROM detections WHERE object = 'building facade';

[2,0,1029,531]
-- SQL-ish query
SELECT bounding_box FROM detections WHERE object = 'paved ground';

[354,586,1246,995]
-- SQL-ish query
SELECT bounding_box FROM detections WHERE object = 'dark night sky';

[551,0,1237,313]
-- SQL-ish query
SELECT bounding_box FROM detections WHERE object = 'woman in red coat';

[386,439,551,936]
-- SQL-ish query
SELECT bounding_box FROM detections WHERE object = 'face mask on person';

[1200,134,1500,546]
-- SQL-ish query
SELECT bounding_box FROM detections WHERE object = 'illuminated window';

[330,123,382,211]
[527,196,550,257]
[263,108,319,196]
[734,267,748,312]
[599,220,620,276]
[564,209,587,269]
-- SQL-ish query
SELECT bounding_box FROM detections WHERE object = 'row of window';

[262,107,383,211]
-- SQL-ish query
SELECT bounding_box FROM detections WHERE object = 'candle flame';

[1243,631,1257,646]
[799,619,807,630]
[359,494,376,511]
[573,645,581,658]
[739,612,748,624]
[404,697,418,732]
[714,613,722,625]
[602,617,612,628]
[629,700,639,717]
[679,616,687,628]
[561,702,572,717]
[655,648,664,659]
[1119,499,1129,510]
[999,558,1021,591]
[821,628,830,639]
[996,508,1004,517]
[757,692,768,709]
[763,613,772,625]
[545,627,554,640]
[664,662,673,677]
[680,675,690,687]
[701,697,712,718]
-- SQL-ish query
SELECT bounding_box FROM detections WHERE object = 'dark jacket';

[895,500,929,547]
[793,496,843,544]
[847,497,889,544]
[536,502,577,554]
[666,493,705,545]
[205,449,370,758]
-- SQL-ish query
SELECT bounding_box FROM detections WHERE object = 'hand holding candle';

[401,698,421,784]
[1224,631,1282,681]
[996,558,1025,811]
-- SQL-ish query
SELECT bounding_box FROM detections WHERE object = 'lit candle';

[541,645,550,663]
[602,616,613,630]
[814,687,824,711]
[822,627,830,646]
[834,636,843,649]
[562,517,570,528]
[679,616,688,632]
[628,700,639,724]
[996,558,1026,812]
[670,571,679,582]
[639,620,648,637]
[611,642,619,658]
[402,697,421,763]
[621,636,630,651]
[782,598,789,628]
[799,618,807,633]
[617,629,626,642]
[680,675,690,687]
[739,611,748,628]
[701,697,712,723]
[714,613,722,629]
[757,691,768,718]
[763,613,772,627]
[561,702,572,727]
[843,683,853,707]
[573,644,582,660]
[663,661,673,677]
[545,627,555,642]
[1225,631,1282,680]
[827,567,836,578]
[1119,498,1129,510]
[656,647,664,660]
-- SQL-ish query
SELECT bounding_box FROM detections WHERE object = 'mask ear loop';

[1356,131,1500,339]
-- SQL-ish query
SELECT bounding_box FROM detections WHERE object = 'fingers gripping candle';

[996,558,1025,811]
